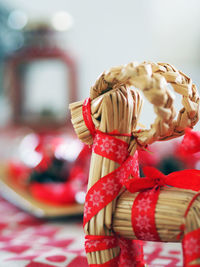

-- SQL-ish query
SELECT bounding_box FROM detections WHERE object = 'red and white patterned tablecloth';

[0,196,182,267]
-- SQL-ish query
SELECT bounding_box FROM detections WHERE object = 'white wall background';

[3,0,200,129]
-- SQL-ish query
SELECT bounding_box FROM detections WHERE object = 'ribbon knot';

[124,166,167,193]
[152,177,166,187]
[124,166,200,194]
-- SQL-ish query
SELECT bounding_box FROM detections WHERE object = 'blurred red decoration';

[8,133,92,205]
[175,128,200,169]
[179,128,200,154]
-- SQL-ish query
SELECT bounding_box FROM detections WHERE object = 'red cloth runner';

[0,195,184,266]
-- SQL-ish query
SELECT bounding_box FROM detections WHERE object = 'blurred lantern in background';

[4,12,77,129]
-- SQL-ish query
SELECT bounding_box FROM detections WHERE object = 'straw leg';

[86,236,145,267]
[182,194,200,267]
[86,236,120,266]
[86,250,121,266]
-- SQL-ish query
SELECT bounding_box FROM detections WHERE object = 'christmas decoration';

[70,61,200,266]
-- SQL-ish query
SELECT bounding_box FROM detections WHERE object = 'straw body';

[113,187,200,242]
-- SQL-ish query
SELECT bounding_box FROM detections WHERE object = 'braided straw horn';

[90,62,199,153]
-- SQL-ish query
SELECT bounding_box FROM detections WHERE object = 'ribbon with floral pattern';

[83,136,139,226]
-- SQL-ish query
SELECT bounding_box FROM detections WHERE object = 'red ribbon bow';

[125,166,200,193]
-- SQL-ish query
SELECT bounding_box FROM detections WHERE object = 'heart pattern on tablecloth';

[0,196,182,266]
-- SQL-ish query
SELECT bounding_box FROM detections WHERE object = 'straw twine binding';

[69,61,200,265]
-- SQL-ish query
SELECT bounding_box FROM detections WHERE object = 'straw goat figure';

[70,61,200,267]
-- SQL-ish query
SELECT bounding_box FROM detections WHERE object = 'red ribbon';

[132,188,161,242]
[93,131,129,165]
[127,166,200,243]
[83,150,138,227]
[83,98,96,137]
[85,235,118,253]
[125,166,200,193]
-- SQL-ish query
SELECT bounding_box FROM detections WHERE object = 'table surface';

[0,196,183,267]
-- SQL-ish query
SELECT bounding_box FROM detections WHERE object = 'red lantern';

[4,19,77,131]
